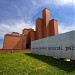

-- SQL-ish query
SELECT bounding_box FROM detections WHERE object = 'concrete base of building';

[0,49,31,53]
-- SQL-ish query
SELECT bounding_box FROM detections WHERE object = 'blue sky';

[0,0,75,48]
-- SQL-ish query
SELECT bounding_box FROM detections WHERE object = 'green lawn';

[0,52,75,75]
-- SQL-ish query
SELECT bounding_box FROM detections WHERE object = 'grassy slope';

[0,52,75,75]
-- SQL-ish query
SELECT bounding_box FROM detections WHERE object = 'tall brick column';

[42,8,50,38]
[22,35,26,49]
[22,29,32,48]
[42,8,50,27]
[36,18,43,40]
[31,29,36,41]
[22,29,31,44]
[50,19,58,36]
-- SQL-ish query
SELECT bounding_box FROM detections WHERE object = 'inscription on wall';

[31,31,75,60]
[32,45,75,51]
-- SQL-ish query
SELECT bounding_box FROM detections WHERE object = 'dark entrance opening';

[26,44,30,49]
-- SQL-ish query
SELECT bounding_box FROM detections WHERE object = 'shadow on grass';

[25,53,75,73]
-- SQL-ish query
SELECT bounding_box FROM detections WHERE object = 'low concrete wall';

[0,49,31,53]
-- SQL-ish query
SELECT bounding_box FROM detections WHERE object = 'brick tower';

[36,18,43,40]
[42,8,58,37]
[3,8,59,50]
[42,8,50,38]
[42,8,50,27]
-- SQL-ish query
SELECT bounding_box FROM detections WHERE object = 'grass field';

[0,52,75,75]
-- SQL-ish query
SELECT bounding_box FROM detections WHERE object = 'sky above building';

[0,0,75,48]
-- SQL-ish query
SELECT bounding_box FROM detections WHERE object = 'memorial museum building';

[3,8,58,49]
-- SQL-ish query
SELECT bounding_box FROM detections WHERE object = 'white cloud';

[0,20,75,39]
[0,21,35,39]
[32,0,37,6]
[44,0,75,5]
[58,24,75,34]
[56,0,75,5]
[0,20,75,38]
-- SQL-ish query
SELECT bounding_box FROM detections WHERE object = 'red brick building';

[3,8,58,49]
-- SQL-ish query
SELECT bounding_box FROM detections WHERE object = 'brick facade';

[3,34,23,49]
[36,18,43,40]
[3,8,59,49]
